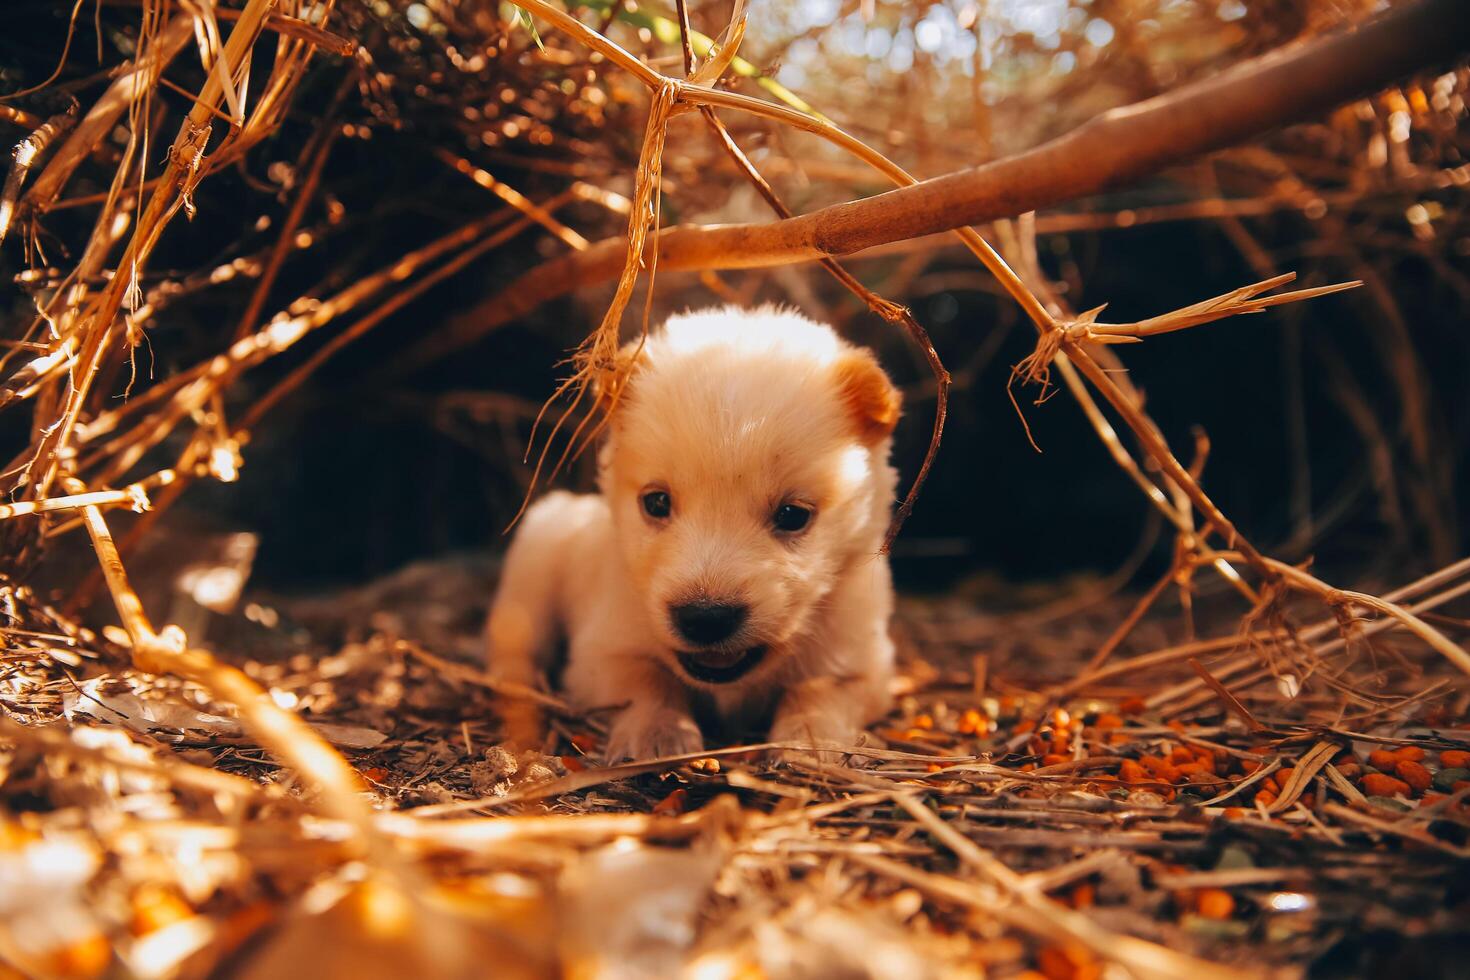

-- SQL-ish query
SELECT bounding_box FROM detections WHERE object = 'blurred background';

[3,0,1466,610]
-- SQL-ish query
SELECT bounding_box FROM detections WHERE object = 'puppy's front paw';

[605,705,704,763]
[770,711,867,767]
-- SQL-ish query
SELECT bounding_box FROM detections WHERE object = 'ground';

[1,552,1468,979]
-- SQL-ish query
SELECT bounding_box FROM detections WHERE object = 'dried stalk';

[0,469,173,521]
[79,208,523,484]
[67,477,378,841]
[25,0,280,504]
[230,78,350,341]
[1061,556,1470,696]
[410,0,1470,365]
[21,15,195,215]
[1259,555,1470,678]
[0,106,78,245]
[828,767,1253,980]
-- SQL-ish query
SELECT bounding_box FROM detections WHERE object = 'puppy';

[485,306,900,761]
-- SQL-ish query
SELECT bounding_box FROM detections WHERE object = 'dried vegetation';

[1,0,1469,977]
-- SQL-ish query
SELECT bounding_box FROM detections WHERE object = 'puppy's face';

[599,310,899,689]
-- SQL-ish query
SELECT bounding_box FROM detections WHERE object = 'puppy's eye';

[773,503,812,533]
[641,490,672,519]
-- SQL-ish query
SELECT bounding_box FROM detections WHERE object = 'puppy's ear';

[832,348,900,444]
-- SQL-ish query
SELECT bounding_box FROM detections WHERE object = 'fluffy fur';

[485,306,900,761]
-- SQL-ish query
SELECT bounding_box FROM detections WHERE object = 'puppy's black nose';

[671,602,748,646]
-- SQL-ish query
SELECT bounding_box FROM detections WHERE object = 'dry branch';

[21,15,196,215]
[68,478,377,838]
[407,0,1470,368]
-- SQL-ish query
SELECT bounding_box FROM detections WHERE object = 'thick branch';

[404,0,1469,369]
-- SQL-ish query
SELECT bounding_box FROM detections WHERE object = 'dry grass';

[1,1,1468,977]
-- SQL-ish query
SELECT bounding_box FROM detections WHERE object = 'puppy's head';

[598,306,899,688]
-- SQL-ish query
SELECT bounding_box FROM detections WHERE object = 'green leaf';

[570,0,824,120]
[507,4,546,52]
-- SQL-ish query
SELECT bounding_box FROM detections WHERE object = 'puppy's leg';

[771,559,896,764]
[770,667,891,764]
[484,491,596,685]
[599,655,704,762]
[486,492,606,745]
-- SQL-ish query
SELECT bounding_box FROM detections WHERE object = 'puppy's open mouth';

[676,645,766,684]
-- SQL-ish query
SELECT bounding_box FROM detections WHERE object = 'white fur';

[485,306,898,762]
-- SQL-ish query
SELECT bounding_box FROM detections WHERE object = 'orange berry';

[1361,773,1410,797]
[1170,746,1195,764]
[46,933,111,979]
[1196,889,1236,920]
[1334,762,1361,779]
[1177,764,1214,785]
[131,885,192,935]
[1368,750,1399,771]
[1119,759,1147,784]
[1392,745,1425,762]
[1439,750,1470,769]
[1396,760,1432,793]
[1043,754,1070,767]
[1120,697,1146,716]
[1037,947,1073,980]
[1255,790,1277,806]
[914,714,934,730]
[560,754,585,772]
[1239,759,1261,775]
[1095,713,1124,730]
[569,733,599,753]
[1272,767,1296,791]
[1224,807,1247,819]
[1037,944,1100,980]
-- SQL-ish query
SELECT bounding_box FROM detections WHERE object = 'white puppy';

[485,306,899,761]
